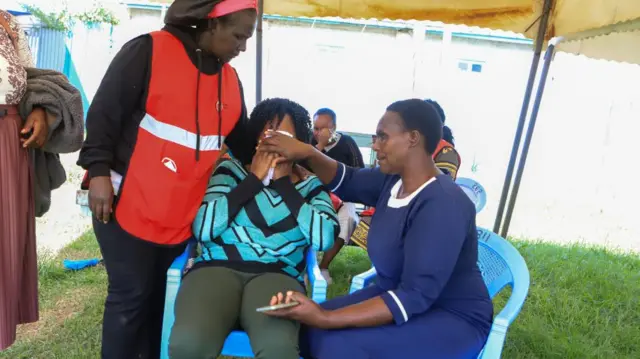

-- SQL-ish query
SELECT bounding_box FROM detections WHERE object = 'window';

[457,59,484,73]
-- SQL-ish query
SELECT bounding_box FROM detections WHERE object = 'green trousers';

[169,266,304,359]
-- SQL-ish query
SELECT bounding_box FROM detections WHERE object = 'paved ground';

[35,152,91,254]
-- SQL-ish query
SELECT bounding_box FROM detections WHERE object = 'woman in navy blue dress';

[258,99,493,359]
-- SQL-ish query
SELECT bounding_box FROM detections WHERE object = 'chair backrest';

[456,177,487,214]
[476,227,530,325]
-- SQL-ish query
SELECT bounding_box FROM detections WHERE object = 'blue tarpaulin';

[7,10,31,16]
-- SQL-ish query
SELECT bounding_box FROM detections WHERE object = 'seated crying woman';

[259,99,493,359]
[169,98,338,359]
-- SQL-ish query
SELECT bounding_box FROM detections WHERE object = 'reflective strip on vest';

[139,114,225,151]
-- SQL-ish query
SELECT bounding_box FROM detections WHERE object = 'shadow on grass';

[1,232,638,359]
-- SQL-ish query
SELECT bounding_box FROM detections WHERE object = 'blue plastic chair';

[160,241,328,359]
[456,177,487,214]
[349,227,530,359]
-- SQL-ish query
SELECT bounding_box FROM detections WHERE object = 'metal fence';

[23,25,69,73]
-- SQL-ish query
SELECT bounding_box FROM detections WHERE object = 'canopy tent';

[555,18,640,65]
[495,17,640,238]
[252,0,640,237]
[261,0,640,63]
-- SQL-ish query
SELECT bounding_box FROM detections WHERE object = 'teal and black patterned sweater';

[192,159,338,281]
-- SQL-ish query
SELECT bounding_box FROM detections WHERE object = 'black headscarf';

[164,0,224,26]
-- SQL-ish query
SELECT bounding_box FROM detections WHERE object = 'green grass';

[1,234,638,358]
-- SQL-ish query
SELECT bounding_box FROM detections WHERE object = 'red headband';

[208,0,258,18]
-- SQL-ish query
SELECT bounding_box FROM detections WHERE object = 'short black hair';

[237,98,312,165]
[424,98,454,145]
[423,99,445,123]
[386,99,443,154]
[314,108,337,126]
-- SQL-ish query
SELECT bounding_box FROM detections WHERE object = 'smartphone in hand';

[255,301,299,313]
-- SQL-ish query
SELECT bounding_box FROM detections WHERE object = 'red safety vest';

[115,30,242,245]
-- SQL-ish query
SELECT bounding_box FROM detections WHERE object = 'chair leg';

[160,274,182,359]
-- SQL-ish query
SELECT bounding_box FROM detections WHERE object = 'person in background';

[424,99,461,180]
[311,107,365,284]
[259,99,492,359]
[76,0,258,357]
[313,108,365,168]
[0,10,43,351]
[169,98,337,359]
[1,10,83,351]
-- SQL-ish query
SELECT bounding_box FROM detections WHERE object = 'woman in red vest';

[77,1,258,358]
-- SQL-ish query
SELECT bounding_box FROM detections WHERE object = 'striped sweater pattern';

[192,159,338,280]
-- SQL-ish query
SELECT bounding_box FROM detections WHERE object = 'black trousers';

[94,218,187,359]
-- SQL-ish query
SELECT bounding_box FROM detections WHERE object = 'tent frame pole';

[255,0,264,104]
[498,17,640,237]
[492,0,554,234]
[500,40,559,238]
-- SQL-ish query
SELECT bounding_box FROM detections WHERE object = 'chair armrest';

[349,266,377,294]
[305,248,328,303]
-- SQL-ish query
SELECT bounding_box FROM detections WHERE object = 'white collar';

[387,177,437,208]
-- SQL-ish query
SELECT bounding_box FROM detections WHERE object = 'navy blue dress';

[303,164,493,359]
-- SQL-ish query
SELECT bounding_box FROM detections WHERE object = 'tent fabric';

[264,0,640,37]
[558,30,640,64]
[263,0,640,64]
[264,0,542,35]
[556,19,640,64]
[551,0,640,37]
